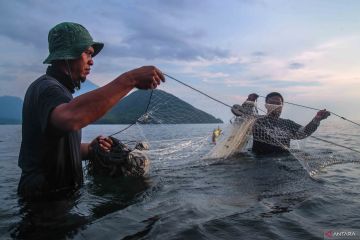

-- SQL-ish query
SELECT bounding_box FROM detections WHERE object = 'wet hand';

[91,136,113,152]
[126,66,165,89]
[247,93,259,101]
[315,109,330,121]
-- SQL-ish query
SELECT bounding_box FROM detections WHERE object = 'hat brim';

[92,42,104,58]
[43,41,104,64]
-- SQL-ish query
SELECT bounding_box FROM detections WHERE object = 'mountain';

[73,80,99,97]
[96,89,223,124]
[0,96,23,124]
[0,85,223,124]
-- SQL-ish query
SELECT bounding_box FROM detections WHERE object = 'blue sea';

[0,123,360,239]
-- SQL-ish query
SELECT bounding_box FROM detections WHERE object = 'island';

[96,89,223,124]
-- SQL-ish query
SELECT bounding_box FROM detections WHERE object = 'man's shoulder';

[28,74,68,95]
[31,74,62,88]
[24,74,72,107]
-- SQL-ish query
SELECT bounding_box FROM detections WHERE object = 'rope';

[109,90,154,137]
[164,73,359,127]
[310,136,360,154]
[163,73,232,108]
[105,73,359,154]
[258,95,360,127]
[164,74,360,154]
[109,73,232,137]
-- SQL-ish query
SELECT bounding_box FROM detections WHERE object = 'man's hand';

[231,104,244,116]
[125,66,165,89]
[247,93,259,102]
[89,136,113,153]
[314,109,330,121]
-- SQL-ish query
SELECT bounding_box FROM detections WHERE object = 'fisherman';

[18,22,165,200]
[212,126,222,144]
[232,92,330,155]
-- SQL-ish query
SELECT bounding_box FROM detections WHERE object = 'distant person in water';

[18,22,165,200]
[232,92,330,155]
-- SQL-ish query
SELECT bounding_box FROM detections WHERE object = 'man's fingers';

[155,78,161,86]
[99,143,110,152]
[99,139,112,148]
[104,137,113,145]
[99,143,111,152]
[153,76,161,85]
[97,136,113,151]
[153,69,163,85]
[151,81,157,89]
[155,68,165,82]
[132,66,165,90]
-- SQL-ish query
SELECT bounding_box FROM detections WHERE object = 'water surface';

[0,124,359,239]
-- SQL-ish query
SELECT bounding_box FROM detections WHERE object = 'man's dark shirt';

[252,116,317,155]
[18,66,83,199]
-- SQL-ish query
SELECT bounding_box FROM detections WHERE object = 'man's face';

[69,46,94,82]
[265,95,283,118]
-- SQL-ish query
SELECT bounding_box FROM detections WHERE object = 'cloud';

[252,51,266,57]
[288,62,305,69]
[104,38,229,61]
[0,1,229,62]
[0,1,56,49]
[0,0,359,120]
[98,4,230,61]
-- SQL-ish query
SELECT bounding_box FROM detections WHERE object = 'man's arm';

[242,93,258,114]
[293,109,330,139]
[50,66,165,132]
[231,93,258,116]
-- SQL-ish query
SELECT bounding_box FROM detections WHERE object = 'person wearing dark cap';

[232,92,330,155]
[18,22,165,200]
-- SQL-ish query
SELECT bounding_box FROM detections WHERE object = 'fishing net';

[103,74,360,177]
[238,102,360,177]
[205,109,256,159]
[88,136,150,177]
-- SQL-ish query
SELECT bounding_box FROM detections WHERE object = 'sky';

[0,0,360,122]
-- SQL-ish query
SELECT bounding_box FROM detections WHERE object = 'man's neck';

[51,61,81,91]
[46,65,77,93]
[267,113,280,119]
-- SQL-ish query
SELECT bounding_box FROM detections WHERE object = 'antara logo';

[333,231,356,237]
[325,230,356,238]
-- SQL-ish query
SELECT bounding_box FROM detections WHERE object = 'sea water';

[0,124,360,239]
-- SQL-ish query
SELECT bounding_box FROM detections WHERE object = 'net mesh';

[109,76,360,177]
[205,116,256,159]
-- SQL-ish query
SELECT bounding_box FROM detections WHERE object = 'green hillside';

[96,89,223,124]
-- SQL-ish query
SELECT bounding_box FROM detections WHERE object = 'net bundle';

[88,136,150,177]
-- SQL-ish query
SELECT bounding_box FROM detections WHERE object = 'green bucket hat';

[43,22,104,64]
